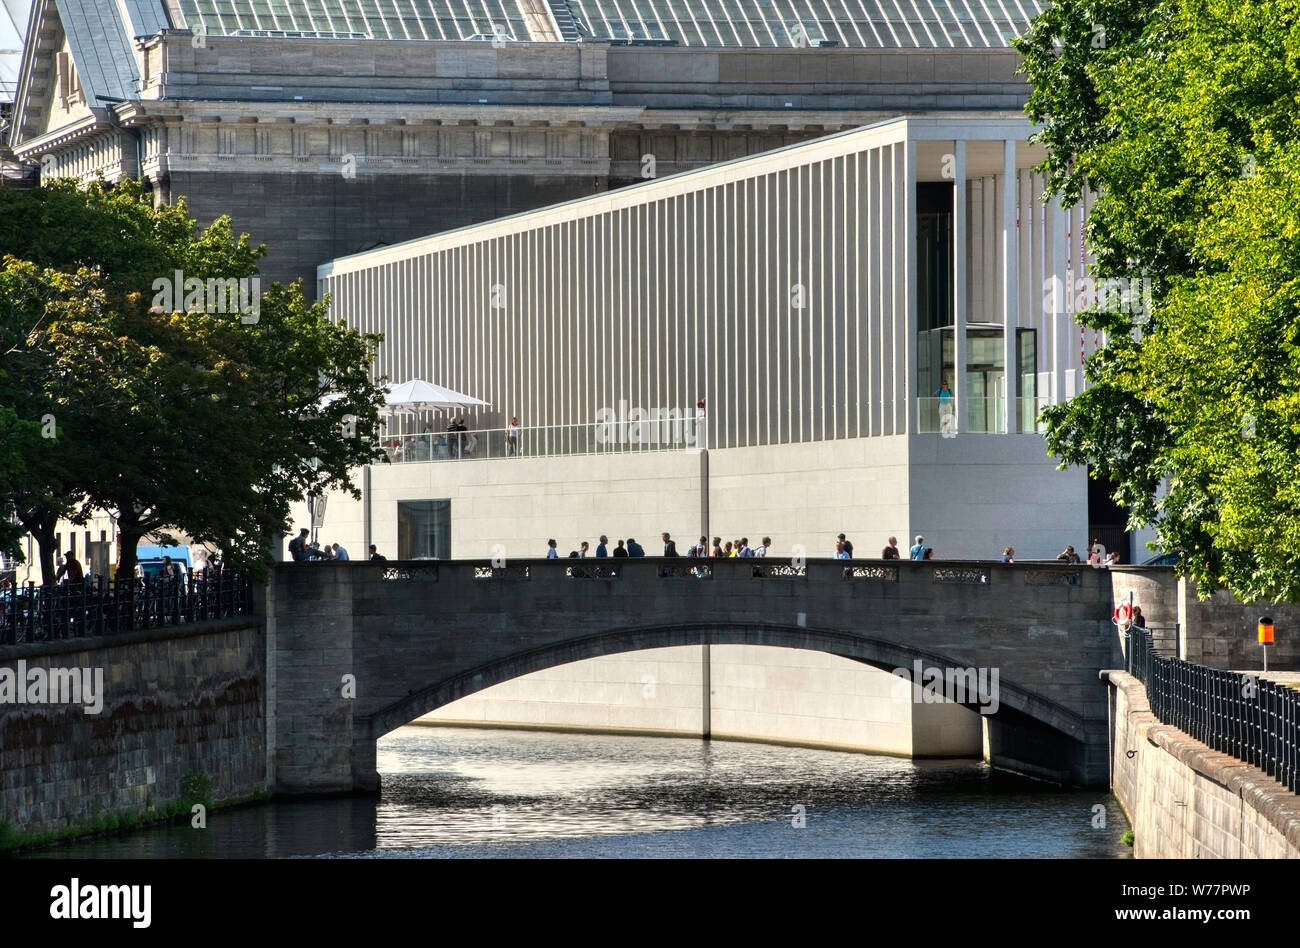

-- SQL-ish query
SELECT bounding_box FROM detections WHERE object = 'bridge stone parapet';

[267,558,1127,791]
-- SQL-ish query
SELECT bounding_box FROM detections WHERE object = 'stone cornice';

[107,100,899,136]
[113,100,645,127]
[163,155,611,176]
[11,112,115,158]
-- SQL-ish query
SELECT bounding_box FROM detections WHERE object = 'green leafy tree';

[1016,0,1300,601]
[0,181,387,582]
[0,259,94,582]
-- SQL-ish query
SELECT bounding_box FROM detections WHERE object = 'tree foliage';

[0,180,386,581]
[1016,0,1300,601]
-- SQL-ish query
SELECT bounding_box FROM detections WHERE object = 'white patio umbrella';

[381,379,491,415]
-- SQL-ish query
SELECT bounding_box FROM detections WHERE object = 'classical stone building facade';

[8,0,1039,292]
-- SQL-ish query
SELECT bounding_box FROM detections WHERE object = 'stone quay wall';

[0,618,266,840]
[1105,670,1300,859]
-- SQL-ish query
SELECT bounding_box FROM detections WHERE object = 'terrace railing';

[378,419,702,463]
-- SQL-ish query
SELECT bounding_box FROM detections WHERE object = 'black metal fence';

[0,572,255,646]
[1129,627,1300,792]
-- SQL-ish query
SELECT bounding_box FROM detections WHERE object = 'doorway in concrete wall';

[1086,467,1129,564]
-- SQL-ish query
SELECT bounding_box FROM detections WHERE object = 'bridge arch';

[271,560,1124,790]
[362,621,1087,745]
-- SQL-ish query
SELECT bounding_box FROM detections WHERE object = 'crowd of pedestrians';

[288,528,388,562]
[546,532,909,560]
[545,532,1129,563]
[285,527,1128,568]
[553,533,777,559]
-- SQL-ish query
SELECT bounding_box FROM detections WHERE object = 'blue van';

[135,545,191,581]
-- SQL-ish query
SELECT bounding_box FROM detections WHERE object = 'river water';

[38,726,1129,858]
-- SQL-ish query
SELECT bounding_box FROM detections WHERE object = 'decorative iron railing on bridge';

[1128,627,1300,793]
[0,573,255,646]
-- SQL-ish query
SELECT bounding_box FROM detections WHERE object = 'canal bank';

[1105,671,1300,858]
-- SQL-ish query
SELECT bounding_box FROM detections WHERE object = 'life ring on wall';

[1113,603,1133,628]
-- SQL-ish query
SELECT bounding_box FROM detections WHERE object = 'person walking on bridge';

[909,536,926,560]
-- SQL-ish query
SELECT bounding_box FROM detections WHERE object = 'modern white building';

[308,114,1118,565]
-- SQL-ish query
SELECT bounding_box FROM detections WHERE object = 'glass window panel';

[398,501,452,559]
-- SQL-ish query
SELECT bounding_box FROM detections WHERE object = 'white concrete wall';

[292,434,1084,562]
[421,644,984,758]
[425,645,705,735]
[706,437,910,558]
[292,448,702,561]
[708,644,981,755]
[907,433,1088,560]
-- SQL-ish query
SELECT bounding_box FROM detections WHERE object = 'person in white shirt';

[755,537,770,557]
[507,416,521,456]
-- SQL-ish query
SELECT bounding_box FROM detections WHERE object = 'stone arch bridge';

[266,557,1134,790]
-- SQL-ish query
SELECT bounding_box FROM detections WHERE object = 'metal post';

[699,448,709,543]
[1123,589,1134,675]
[362,464,372,562]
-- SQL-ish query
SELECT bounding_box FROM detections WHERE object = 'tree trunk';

[12,499,58,585]
[115,514,144,585]
[34,516,56,586]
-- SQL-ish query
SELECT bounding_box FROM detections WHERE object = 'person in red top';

[55,551,83,584]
